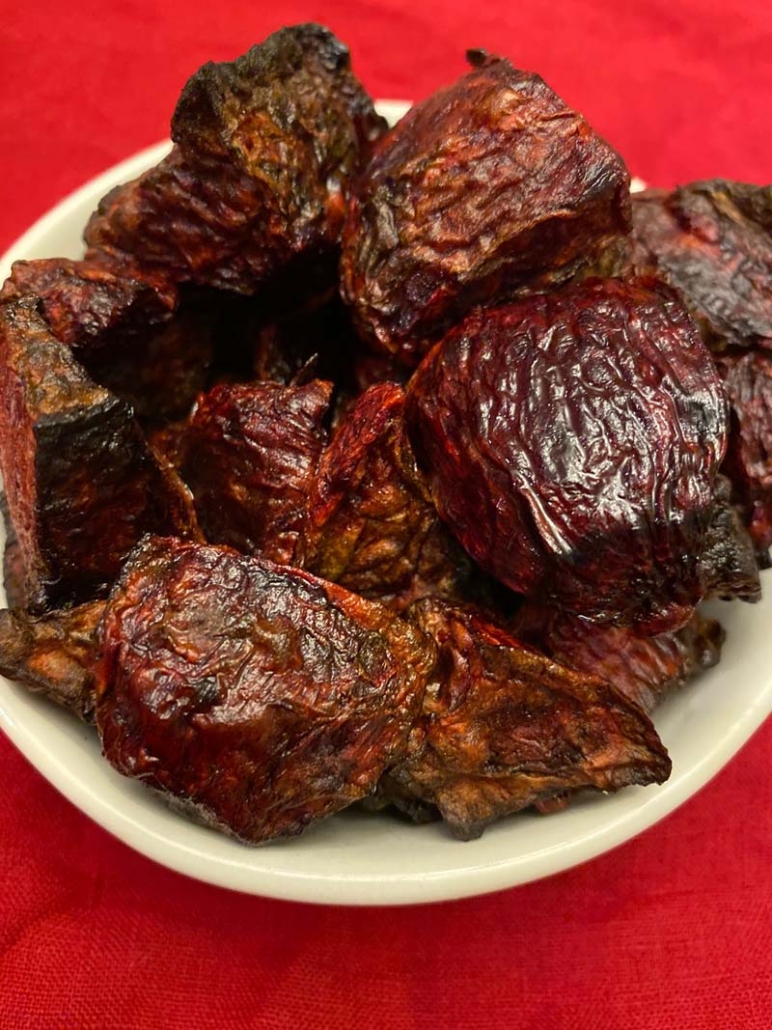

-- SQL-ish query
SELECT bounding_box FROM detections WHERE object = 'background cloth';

[1,2,771,1027]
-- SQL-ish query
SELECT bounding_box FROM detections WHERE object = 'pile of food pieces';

[1,24,771,845]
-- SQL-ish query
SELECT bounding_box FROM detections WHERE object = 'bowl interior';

[0,101,769,905]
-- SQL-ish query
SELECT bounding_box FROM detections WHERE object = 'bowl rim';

[0,102,770,906]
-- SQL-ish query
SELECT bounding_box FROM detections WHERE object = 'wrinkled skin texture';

[632,182,772,351]
[382,600,670,839]
[514,603,725,716]
[97,537,435,844]
[407,277,728,632]
[0,298,200,609]
[341,50,631,367]
[0,259,212,422]
[299,383,476,612]
[715,350,772,563]
[0,600,104,722]
[84,25,386,296]
[181,379,332,564]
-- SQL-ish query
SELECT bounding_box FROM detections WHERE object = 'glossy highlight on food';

[181,379,332,564]
[407,277,729,632]
[1,26,769,853]
[341,50,631,366]
[97,537,435,843]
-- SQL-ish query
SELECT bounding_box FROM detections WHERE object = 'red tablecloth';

[1,3,771,1027]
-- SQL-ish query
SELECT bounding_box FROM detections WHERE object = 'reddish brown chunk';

[0,257,177,351]
[1,493,25,609]
[1,258,212,422]
[181,380,332,564]
[0,600,104,722]
[406,277,728,632]
[514,603,724,715]
[699,475,762,594]
[715,349,772,561]
[632,182,772,351]
[299,383,476,612]
[341,50,631,367]
[97,538,435,844]
[0,298,199,609]
[84,26,386,296]
[382,600,670,839]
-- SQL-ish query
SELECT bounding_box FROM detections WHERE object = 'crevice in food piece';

[631,182,772,352]
[406,277,728,632]
[0,600,104,723]
[379,599,670,840]
[84,25,386,298]
[96,537,435,844]
[341,50,631,367]
[203,290,363,391]
[298,382,483,613]
[180,379,333,564]
[0,297,200,610]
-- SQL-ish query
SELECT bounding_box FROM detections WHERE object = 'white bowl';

[1,101,769,905]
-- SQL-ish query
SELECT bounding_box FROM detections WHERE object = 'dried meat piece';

[406,277,728,633]
[715,349,772,562]
[97,537,435,844]
[0,600,104,722]
[0,297,200,610]
[341,50,631,367]
[299,383,477,612]
[383,599,670,839]
[0,259,212,422]
[631,182,772,351]
[84,25,386,296]
[181,379,332,564]
[514,603,724,715]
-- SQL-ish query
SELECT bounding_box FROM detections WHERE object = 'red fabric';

[1,2,771,1026]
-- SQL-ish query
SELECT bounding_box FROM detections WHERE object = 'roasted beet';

[299,383,477,612]
[0,600,104,722]
[700,475,762,595]
[406,277,728,632]
[84,26,386,297]
[0,257,177,349]
[381,599,670,839]
[181,379,332,564]
[341,50,631,367]
[0,258,212,422]
[97,537,435,844]
[715,349,772,562]
[1,493,24,609]
[514,603,724,715]
[632,182,772,351]
[0,298,199,609]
